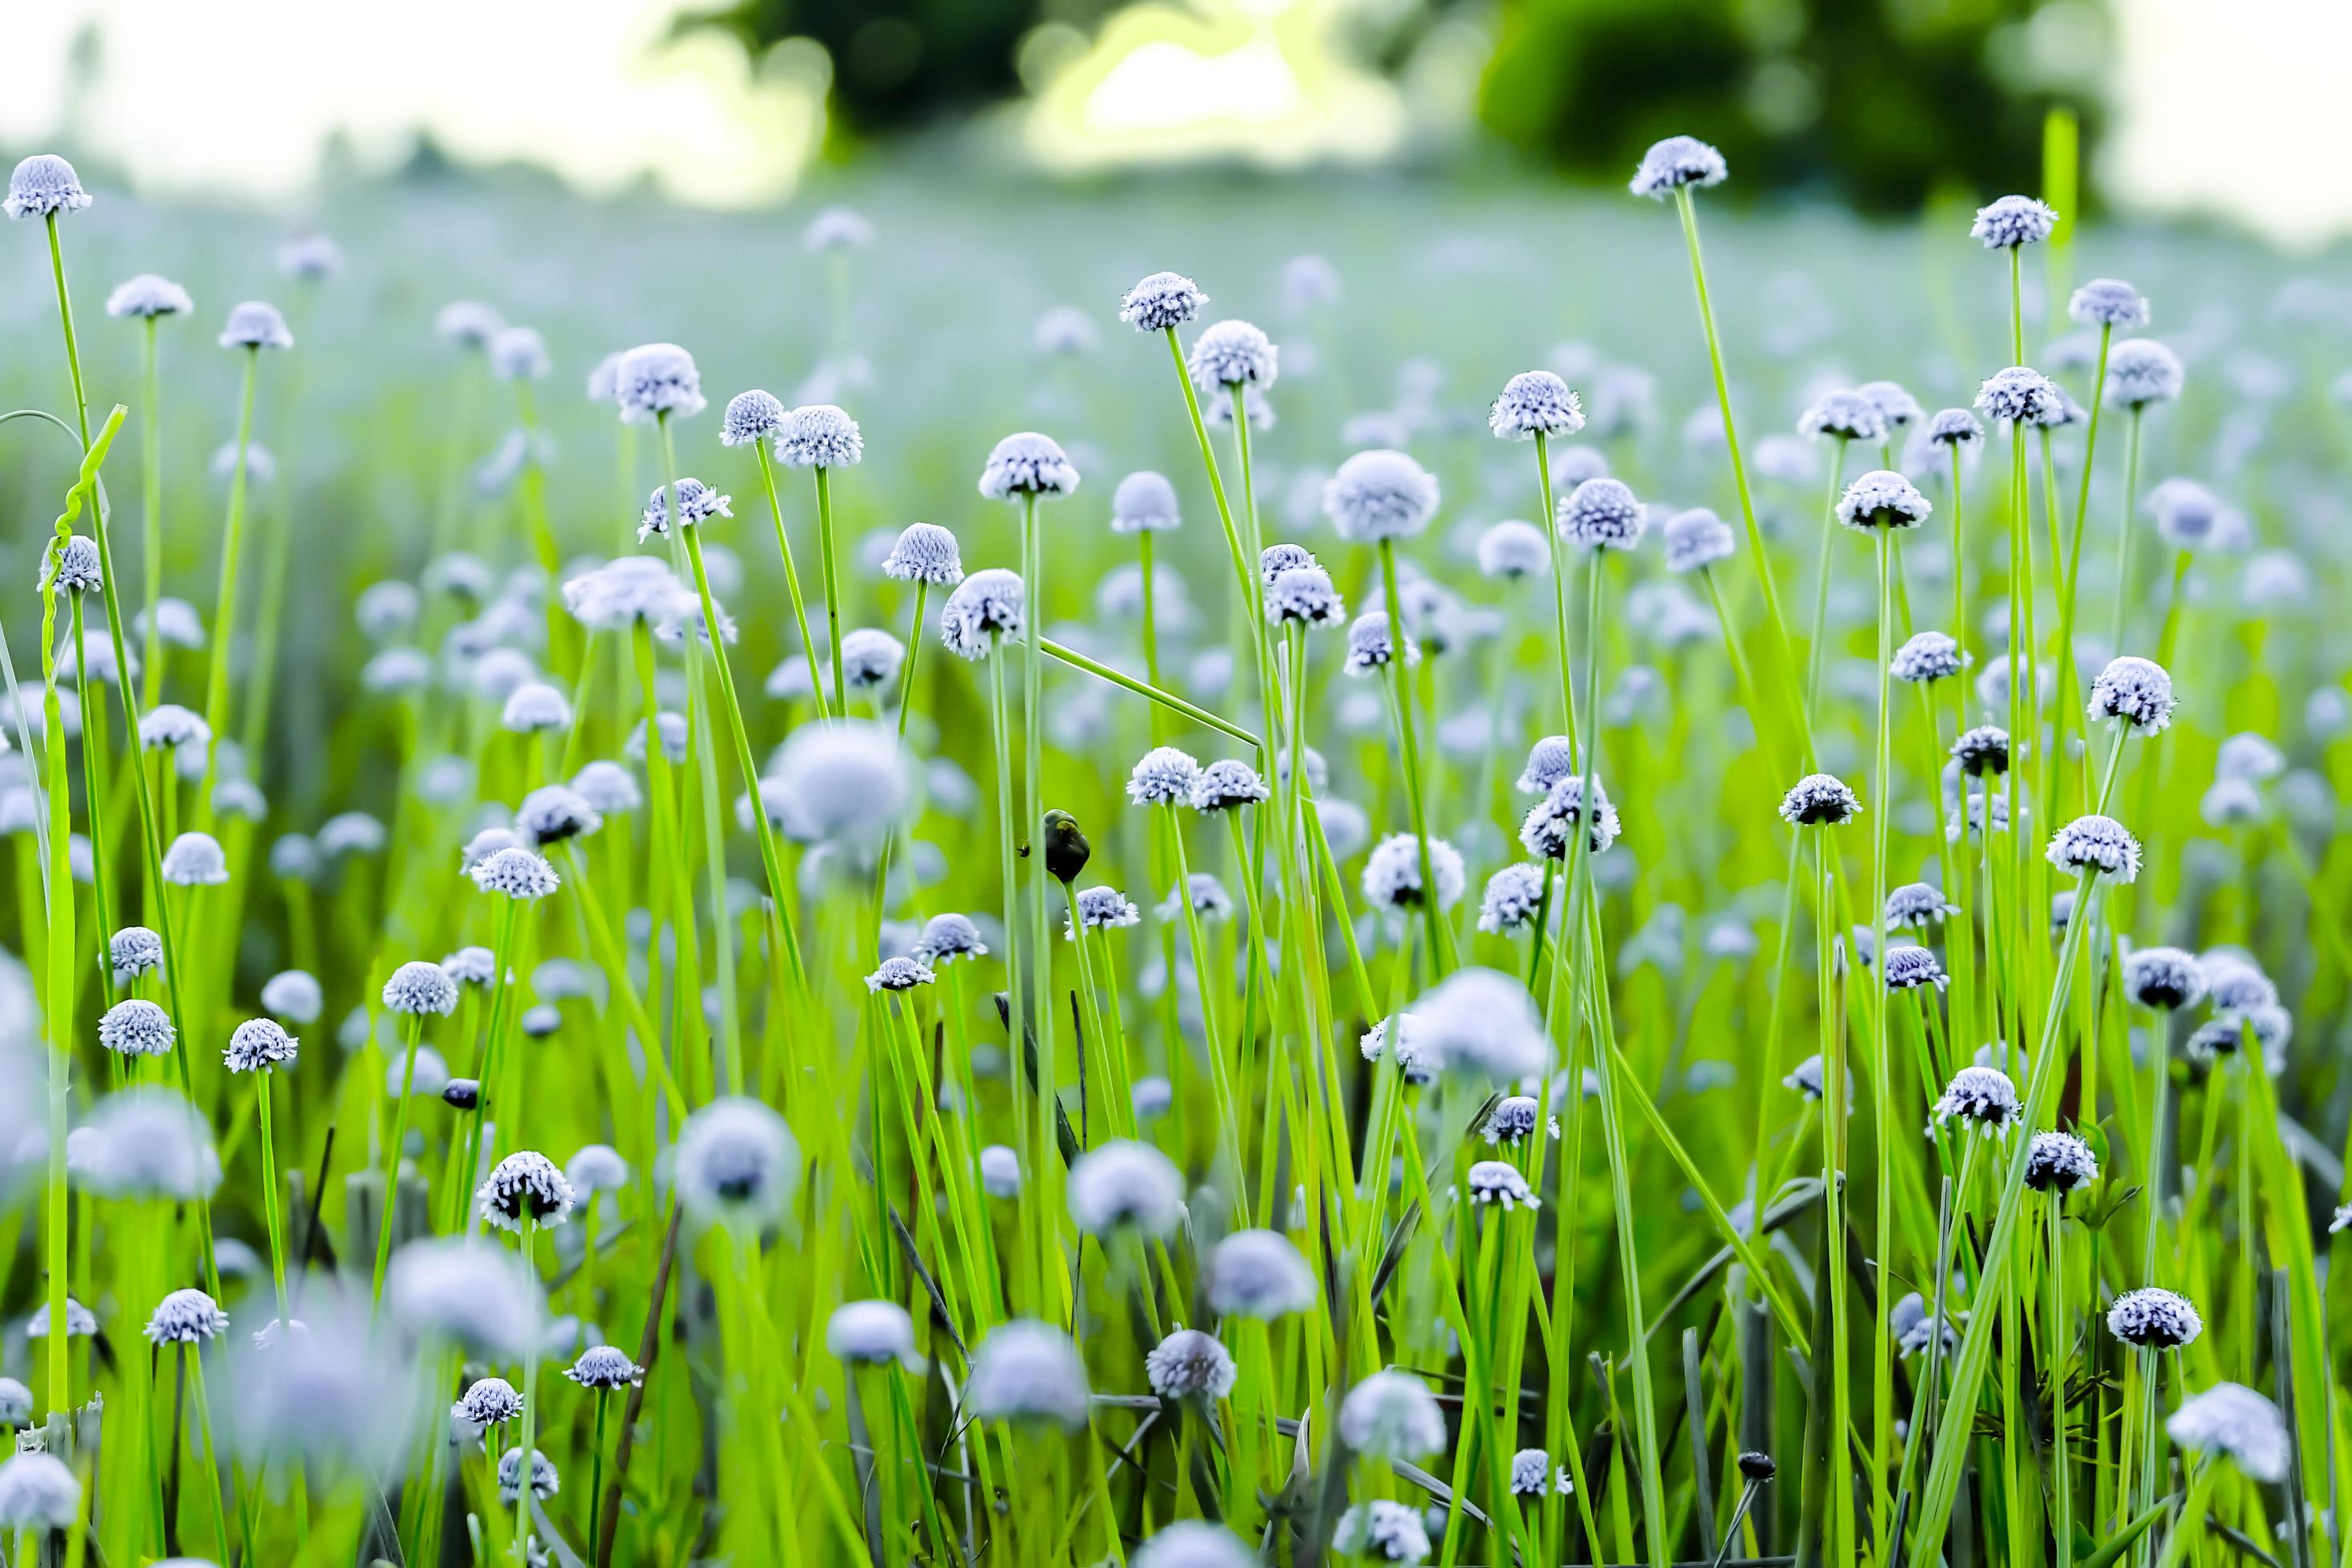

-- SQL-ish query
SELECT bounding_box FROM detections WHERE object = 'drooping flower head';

[1629,136,1727,198]
[1325,450,1439,542]
[1468,1160,1539,1210]
[882,522,964,585]
[1882,946,1948,993]
[1836,470,1932,531]
[2046,814,2140,882]
[613,343,705,424]
[1556,476,1646,550]
[1780,774,1860,826]
[914,912,988,965]
[2108,1286,2202,1348]
[978,433,1078,500]
[1970,194,2059,249]
[1342,610,1417,675]
[940,568,1024,658]
[864,955,935,993]
[1520,775,1619,859]
[5,154,92,220]
[1478,862,1549,934]
[1489,370,1586,440]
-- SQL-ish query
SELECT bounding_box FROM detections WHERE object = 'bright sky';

[2,0,2347,247]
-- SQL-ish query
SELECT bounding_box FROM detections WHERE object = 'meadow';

[1,142,2349,1568]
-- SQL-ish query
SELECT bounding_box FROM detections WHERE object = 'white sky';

[2,0,2347,248]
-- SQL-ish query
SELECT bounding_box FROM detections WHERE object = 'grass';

[0,146,2348,1567]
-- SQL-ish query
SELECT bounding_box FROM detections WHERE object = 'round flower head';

[107,274,193,319]
[2108,1286,2202,1348]
[1188,319,1278,390]
[940,569,1025,658]
[571,761,642,815]
[1886,882,1958,930]
[1662,507,1735,574]
[99,998,176,1058]
[1970,194,2059,249]
[1323,450,1439,542]
[1477,520,1552,580]
[1951,724,2010,777]
[1478,862,1550,934]
[1066,1140,1182,1236]
[75,1088,220,1200]
[454,1376,524,1430]
[1926,407,1985,447]
[1468,1159,1539,1210]
[6,154,92,219]
[1891,630,1968,684]
[2166,1383,2290,1484]
[477,1150,575,1233]
[1489,370,1586,439]
[470,846,561,899]
[1190,758,1270,813]
[1134,1522,1255,1568]
[1798,390,1887,445]
[719,389,785,447]
[42,535,103,594]
[223,1017,298,1074]
[1415,966,1549,1082]
[497,1448,558,1504]
[438,302,506,350]
[2146,478,2220,548]
[1882,946,1948,993]
[517,785,602,847]
[1266,565,1345,626]
[1338,1370,1446,1460]
[146,1287,230,1345]
[1206,1229,1317,1318]
[637,477,730,542]
[131,705,210,759]
[1836,470,1933,531]
[882,522,964,585]
[1630,135,1727,197]
[1858,380,1923,430]
[1521,774,1620,858]
[1034,304,1096,356]
[2122,946,2205,1010]
[2105,339,2184,408]
[218,300,293,350]
[2070,278,2150,329]
[1780,774,1860,826]
[1066,886,1141,937]
[1483,1096,1554,1146]
[1342,610,1417,675]
[1111,471,1181,534]
[1892,1293,1958,1360]
[864,955,935,993]
[24,1296,98,1339]
[1145,1327,1236,1400]
[2046,814,2139,882]
[565,1345,645,1390]
[1931,1064,2022,1137]
[260,970,323,1025]
[769,719,910,846]
[966,1319,1090,1430]
[1515,735,1575,795]
[1119,270,1206,331]
[111,925,164,983]
[1333,1501,1430,1563]
[0,1453,81,1530]
[978,432,1078,499]
[827,1300,925,1371]
[2023,1130,2100,1193]
[488,326,548,382]
[914,912,987,966]
[834,627,903,692]
[2088,655,2174,734]
[502,682,572,735]
[1976,366,2062,425]
[1555,476,1645,550]
[566,1145,629,1195]
[801,204,872,252]
[1362,833,1466,912]
[1259,542,1317,583]
[2202,957,2278,1013]
[978,1145,1022,1198]
[675,1096,802,1229]
[778,403,863,470]
[613,343,705,424]
[1128,746,1204,806]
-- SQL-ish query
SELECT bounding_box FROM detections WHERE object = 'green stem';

[814,466,847,715]
[199,349,261,810]
[752,442,830,721]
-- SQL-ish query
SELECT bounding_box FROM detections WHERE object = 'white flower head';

[1067,1140,1182,1237]
[1490,370,1586,439]
[1324,450,1439,543]
[966,1320,1090,1430]
[2167,1383,2290,1483]
[613,343,705,424]
[978,432,1078,500]
[1337,1370,1446,1460]
[1630,136,1727,198]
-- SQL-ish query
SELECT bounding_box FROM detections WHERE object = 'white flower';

[1337,1370,1446,1460]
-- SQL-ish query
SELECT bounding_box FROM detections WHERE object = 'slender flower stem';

[751,442,830,721]
[1377,538,1448,974]
[814,466,848,715]
[514,1218,543,1562]
[198,348,262,811]
[373,1013,428,1302]
[2109,406,2146,654]
[138,316,167,710]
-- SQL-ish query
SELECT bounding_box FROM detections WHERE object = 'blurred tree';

[1478,0,2107,210]
[682,0,1116,137]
